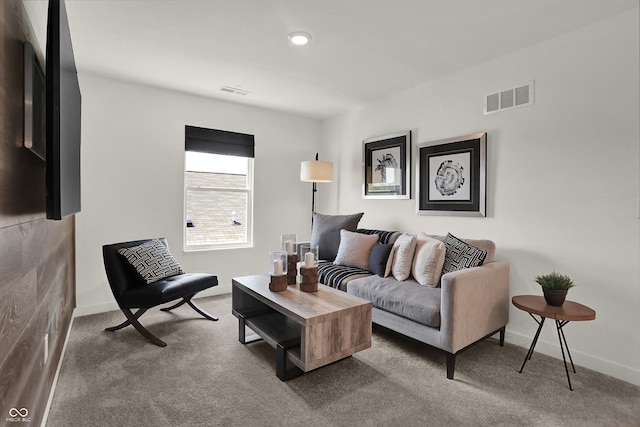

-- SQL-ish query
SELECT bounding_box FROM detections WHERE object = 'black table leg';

[276,337,303,381]
[237,312,262,344]
[556,320,574,391]
[558,320,576,373]
[519,315,545,373]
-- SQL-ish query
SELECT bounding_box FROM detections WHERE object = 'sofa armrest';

[439,261,510,353]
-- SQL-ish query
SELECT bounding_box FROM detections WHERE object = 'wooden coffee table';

[512,295,596,390]
[232,274,372,381]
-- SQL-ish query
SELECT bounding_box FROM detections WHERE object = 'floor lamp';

[300,153,333,228]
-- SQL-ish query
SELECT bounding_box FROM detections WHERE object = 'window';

[184,126,254,250]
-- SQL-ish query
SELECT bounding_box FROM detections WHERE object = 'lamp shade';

[300,160,333,182]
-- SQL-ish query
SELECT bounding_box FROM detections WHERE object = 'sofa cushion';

[347,275,441,328]
[412,233,446,287]
[391,233,417,281]
[440,233,487,276]
[369,243,393,277]
[117,239,184,284]
[311,212,364,261]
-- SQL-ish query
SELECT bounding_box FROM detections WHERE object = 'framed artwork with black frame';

[416,132,486,216]
[362,131,411,199]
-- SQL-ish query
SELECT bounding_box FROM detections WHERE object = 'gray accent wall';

[0,1,76,425]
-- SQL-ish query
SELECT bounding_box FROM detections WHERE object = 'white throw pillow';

[391,233,417,281]
[412,232,446,287]
[333,229,379,270]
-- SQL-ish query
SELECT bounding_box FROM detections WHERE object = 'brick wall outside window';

[185,171,248,246]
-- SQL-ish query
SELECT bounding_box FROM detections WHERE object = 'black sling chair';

[102,238,218,347]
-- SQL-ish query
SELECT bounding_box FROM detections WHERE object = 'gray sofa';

[317,229,510,379]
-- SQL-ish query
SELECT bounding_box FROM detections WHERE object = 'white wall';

[75,75,320,314]
[320,9,640,385]
[74,8,639,387]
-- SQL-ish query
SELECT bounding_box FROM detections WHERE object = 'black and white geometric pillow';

[118,239,184,284]
[441,233,487,276]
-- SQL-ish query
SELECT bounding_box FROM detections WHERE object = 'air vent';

[484,81,534,115]
[219,86,250,96]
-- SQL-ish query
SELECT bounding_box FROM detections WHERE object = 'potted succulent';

[535,272,575,306]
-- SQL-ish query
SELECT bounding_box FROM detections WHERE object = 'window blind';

[185,125,254,158]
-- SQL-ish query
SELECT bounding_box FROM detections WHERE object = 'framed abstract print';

[363,131,411,199]
[417,132,486,216]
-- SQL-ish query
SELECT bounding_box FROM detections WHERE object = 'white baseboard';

[73,301,119,317]
[40,313,75,427]
[505,330,640,387]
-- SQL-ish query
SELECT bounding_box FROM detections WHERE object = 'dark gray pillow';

[441,233,487,276]
[369,243,393,277]
[310,212,364,261]
[118,239,184,284]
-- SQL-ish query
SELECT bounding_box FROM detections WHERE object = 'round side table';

[512,295,596,391]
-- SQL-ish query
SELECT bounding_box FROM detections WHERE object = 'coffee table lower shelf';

[233,309,305,380]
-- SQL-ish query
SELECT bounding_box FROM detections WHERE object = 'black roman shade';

[185,125,254,158]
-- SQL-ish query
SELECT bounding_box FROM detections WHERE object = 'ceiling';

[22,0,638,120]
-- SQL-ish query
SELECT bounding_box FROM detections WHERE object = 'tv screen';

[46,0,81,220]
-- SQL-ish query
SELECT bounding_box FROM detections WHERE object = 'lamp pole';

[311,152,318,228]
[301,152,332,231]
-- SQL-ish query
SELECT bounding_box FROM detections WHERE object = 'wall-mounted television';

[46,0,82,220]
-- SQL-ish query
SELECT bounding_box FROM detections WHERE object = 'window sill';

[184,242,252,252]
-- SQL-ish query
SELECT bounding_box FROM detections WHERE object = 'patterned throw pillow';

[118,239,184,284]
[440,233,487,276]
[334,230,379,270]
[412,233,446,287]
[391,233,417,281]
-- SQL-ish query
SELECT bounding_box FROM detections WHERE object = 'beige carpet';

[45,295,640,427]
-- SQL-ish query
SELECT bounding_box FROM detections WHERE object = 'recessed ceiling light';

[288,31,311,46]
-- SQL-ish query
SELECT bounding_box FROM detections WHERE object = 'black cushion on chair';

[120,273,218,308]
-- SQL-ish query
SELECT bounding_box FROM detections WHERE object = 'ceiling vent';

[484,81,534,115]
[219,86,250,96]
